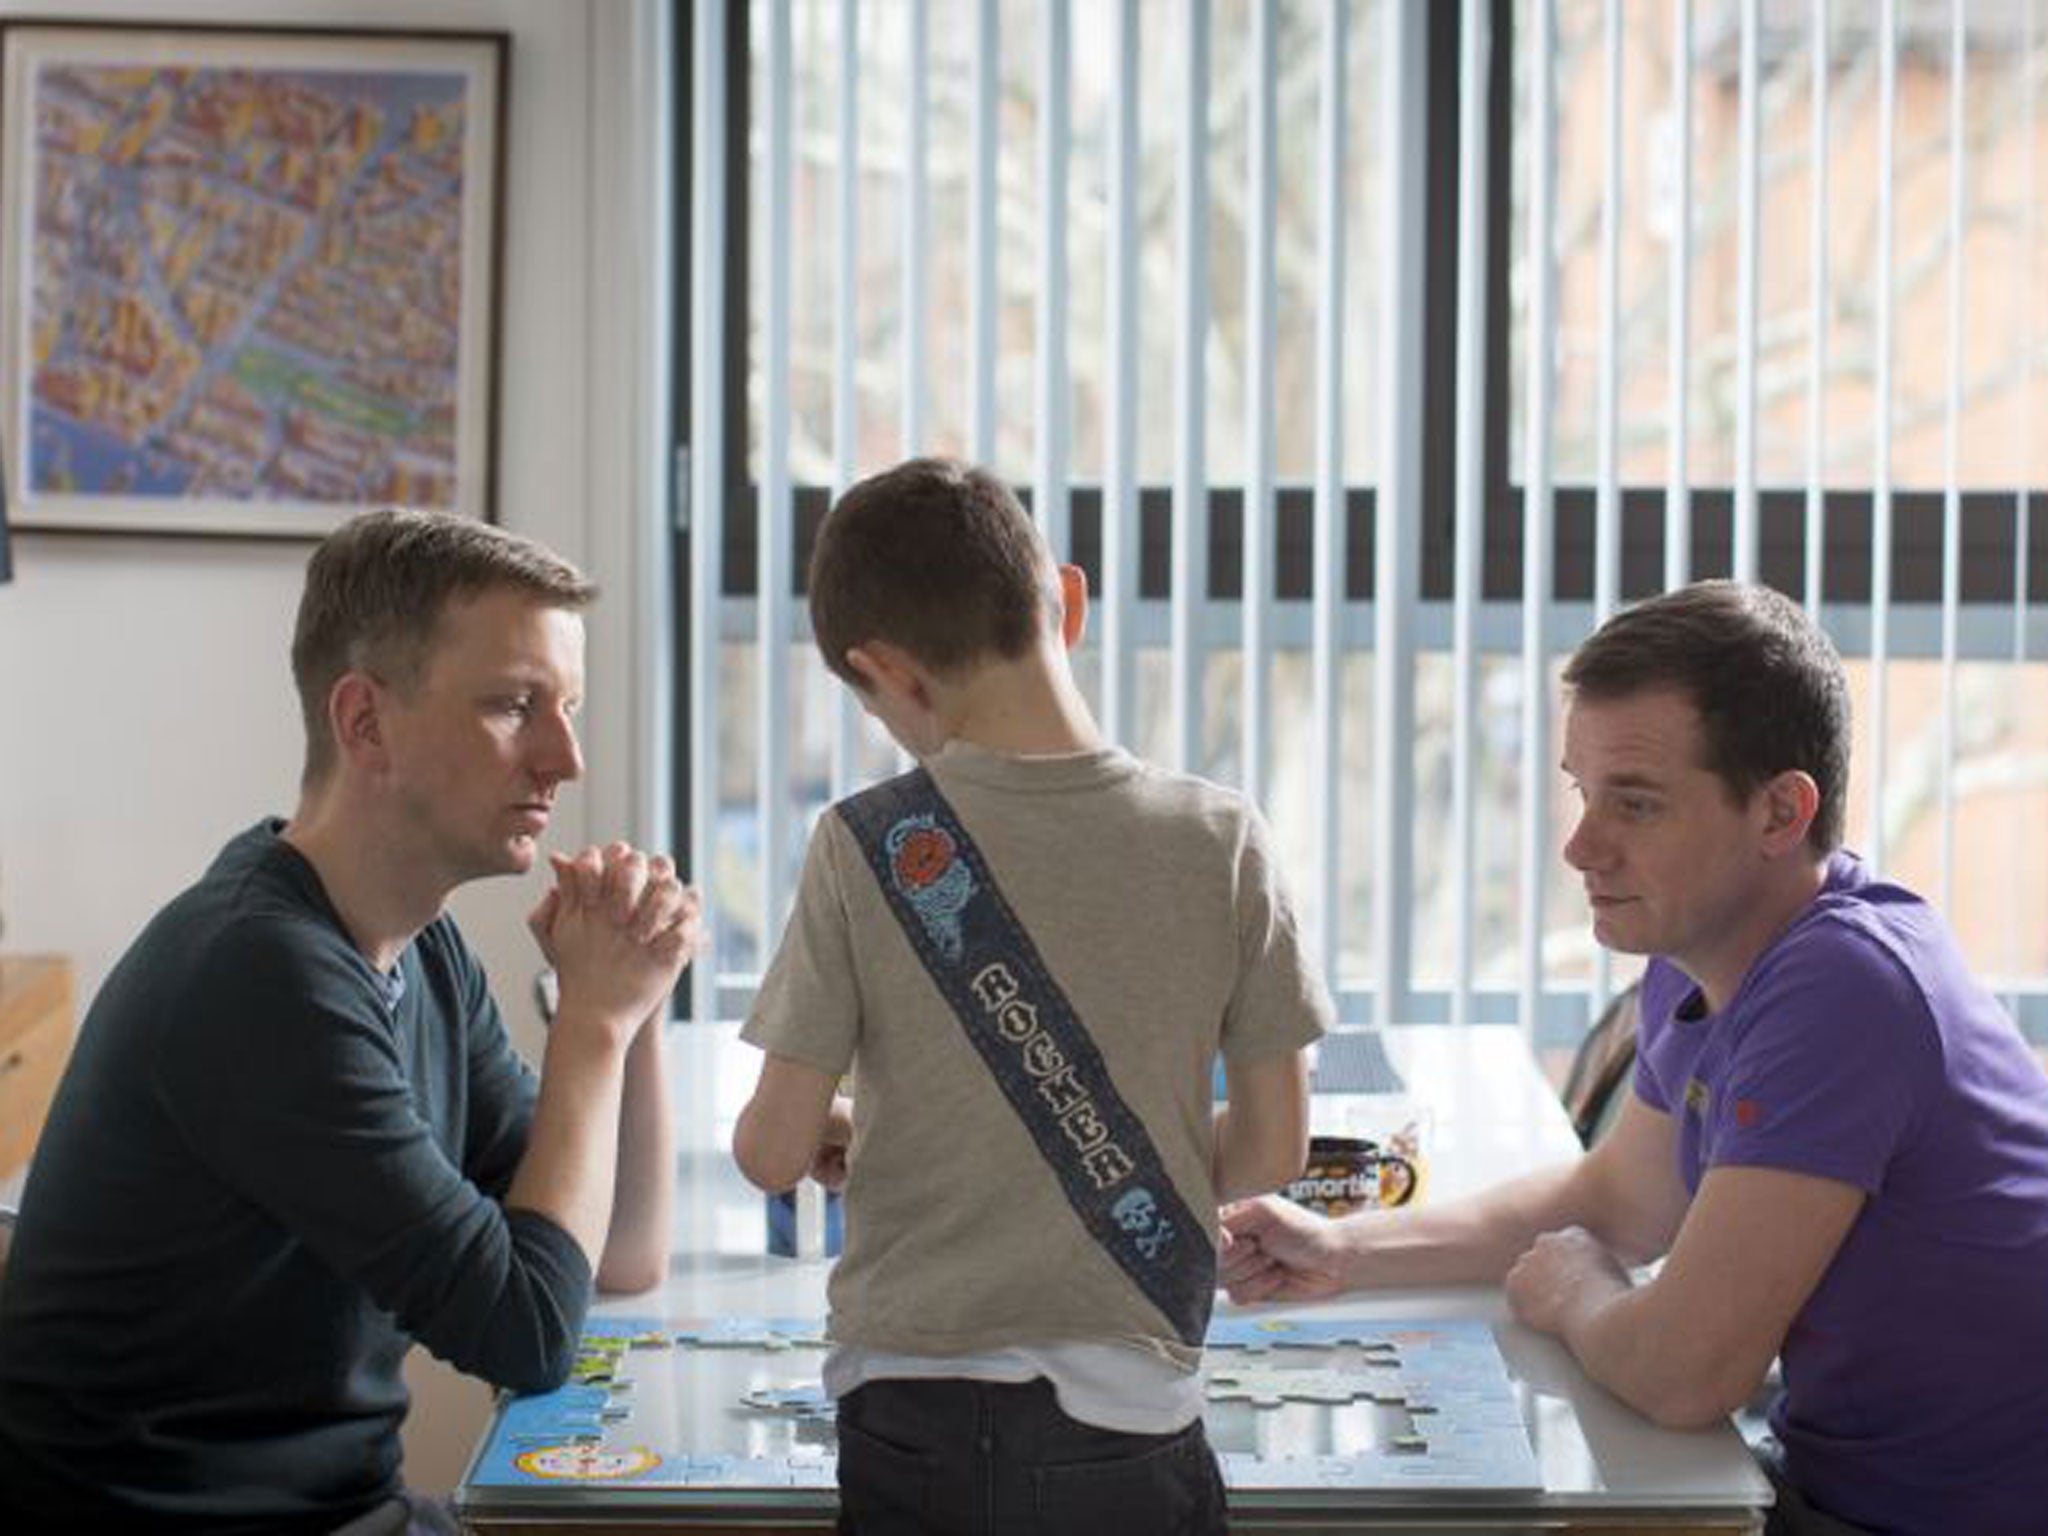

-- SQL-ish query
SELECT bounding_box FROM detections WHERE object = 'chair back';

[1562,983,1641,1148]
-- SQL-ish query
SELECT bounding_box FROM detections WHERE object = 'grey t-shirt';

[744,741,1329,1373]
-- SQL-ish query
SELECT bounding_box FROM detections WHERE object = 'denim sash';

[838,767,1215,1345]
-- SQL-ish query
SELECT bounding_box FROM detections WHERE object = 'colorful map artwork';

[27,63,473,507]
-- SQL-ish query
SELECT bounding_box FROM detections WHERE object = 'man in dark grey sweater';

[0,510,697,1534]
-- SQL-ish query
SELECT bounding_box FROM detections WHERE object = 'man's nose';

[1562,811,1602,872]
[534,708,584,786]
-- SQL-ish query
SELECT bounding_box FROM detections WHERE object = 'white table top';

[561,1022,1769,1523]
[457,1025,1766,1528]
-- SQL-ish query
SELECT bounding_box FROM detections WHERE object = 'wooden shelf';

[0,955,75,1179]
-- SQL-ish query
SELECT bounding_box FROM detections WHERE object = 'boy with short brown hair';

[735,457,1328,1534]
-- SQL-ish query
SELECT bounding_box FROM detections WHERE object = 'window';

[675,0,2048,1046]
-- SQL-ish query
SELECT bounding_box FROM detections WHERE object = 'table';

[456,1025,1769,1533]
[0,954,75,1181]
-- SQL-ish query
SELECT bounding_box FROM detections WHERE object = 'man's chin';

[1591,913,1653,957]
[487,835,541,877]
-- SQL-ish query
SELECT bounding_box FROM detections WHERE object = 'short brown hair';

[808,458,1056,687]
[292,508,595,784]
[1562,580,1851,852]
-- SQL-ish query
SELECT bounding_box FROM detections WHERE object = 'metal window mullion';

[1870,0,1897,873]
[2013,0,2040,1006]
[831,0,861,802]
[1521,0,1559,1050]
[1450,0,1491,1029]
[971,0,999,464]
[1666,0,1692,590]
[1588,0,1624,1023]
[1103,0,1141,748]
[759,0,796,954]
[1938,0,1967,914]
[1311,0,1349,987]
[688,0,729,1026]
[634,0,676,858]
[1805,0,1830,616]
[1036,0,1072,557]
[1594,0,1622,625]
[1734,0,1761,583]
[1374,0,1425,1027]
[1243,0,1278,810]
[903,0,928,455]
[1171,0,1213,777]
[832,0,860,457]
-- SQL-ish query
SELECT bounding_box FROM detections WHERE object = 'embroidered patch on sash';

[1110,1186,1176,1262]
[884,814,976,960]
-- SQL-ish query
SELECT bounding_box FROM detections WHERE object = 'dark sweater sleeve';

[152,918,591,1394]
[431,920,541,1202]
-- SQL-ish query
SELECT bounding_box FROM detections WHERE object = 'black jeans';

[835,1377,1227,1536]
[1754,1438,1878,1536]
[328,1491,462,1536]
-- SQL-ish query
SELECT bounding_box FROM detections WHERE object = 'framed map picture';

[0,23,507,537]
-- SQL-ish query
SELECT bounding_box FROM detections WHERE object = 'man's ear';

[1758,769,1821,856]
[328,673,389,770]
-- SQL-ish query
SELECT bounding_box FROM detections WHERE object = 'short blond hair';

[291,509,594,785]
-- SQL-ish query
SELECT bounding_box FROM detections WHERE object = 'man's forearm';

[506,1014,632,1269]
[595,1010,675,1293]
[1329,1160,1591,1288]
[1555,1278,1736,1430]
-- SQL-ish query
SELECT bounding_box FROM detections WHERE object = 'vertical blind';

[683,0,2048,1047]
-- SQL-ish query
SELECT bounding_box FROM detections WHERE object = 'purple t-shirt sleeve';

[1700,921,1932,1193]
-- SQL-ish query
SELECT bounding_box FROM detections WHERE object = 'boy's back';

[733,456,1327,1534]
[746,739,1326,1377]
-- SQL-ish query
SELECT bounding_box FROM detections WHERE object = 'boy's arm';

[734,1052,842,1192]
[809,1094,855,1189]
[1212,1048,1312,1201]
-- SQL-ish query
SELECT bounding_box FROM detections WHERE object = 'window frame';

[669,0,2048,1041]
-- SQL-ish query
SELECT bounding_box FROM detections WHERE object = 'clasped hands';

[528,841,703,1039]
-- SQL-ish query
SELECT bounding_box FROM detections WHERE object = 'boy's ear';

[843,642,925,703]
[1056,564,1089,651]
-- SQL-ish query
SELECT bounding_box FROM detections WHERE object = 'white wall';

[0,0,669,1493]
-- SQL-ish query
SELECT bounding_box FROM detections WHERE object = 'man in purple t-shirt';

[1219,581,2048,1536]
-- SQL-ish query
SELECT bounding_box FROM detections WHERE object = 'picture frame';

[0,22,508,538]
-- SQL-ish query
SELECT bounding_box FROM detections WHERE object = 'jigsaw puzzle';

[1205,1366,1413,1408]
[460,1314,1539,1498]
[741,1383,838,1421]
[670,1317,827,1351]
